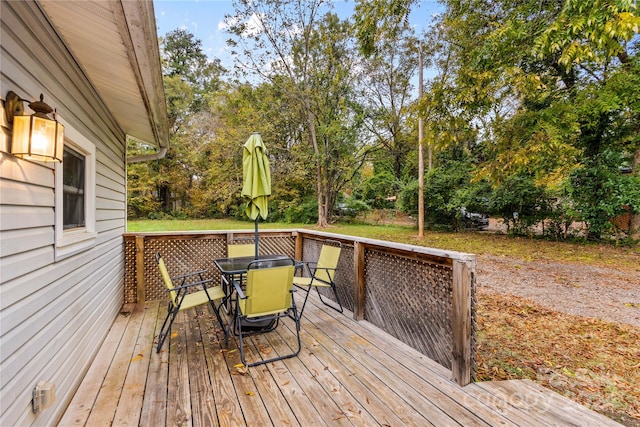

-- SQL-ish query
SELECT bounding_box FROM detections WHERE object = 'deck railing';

[123,229,476,385]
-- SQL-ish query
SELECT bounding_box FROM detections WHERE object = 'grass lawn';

[128,218,640,425]
[128,218,639,270]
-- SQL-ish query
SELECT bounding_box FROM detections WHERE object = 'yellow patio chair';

[226,258,300,367]
[221,243,256,313]
[155,252,227,352]
[293,240,343,316]
[227,243,255,258]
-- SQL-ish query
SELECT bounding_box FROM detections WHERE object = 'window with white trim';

[63,147,86,229]
[55,125,96,260]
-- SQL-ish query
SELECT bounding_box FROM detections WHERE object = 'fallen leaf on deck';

[235,364,249,375]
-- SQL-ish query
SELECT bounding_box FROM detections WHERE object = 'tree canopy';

[127,0,640,241]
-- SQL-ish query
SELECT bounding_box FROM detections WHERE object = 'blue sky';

[153,0,443,66]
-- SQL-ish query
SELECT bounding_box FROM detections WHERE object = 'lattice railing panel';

[363,248,454,369]
[228,237,290,257]
[300,237,355,312]
[256,235,296,258]
[144,236,227,302]
[124,238,137,304]
[124,233,297,304]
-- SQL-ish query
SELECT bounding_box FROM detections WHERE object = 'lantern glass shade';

[11,114,64,162]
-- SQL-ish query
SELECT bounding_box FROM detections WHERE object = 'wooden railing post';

[294,232,303,262]
[353,241,365,320]
[225,232,233,252]
[451,259,473,386]
[135,235,145,304]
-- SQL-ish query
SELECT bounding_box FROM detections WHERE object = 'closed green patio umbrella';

[242,133,271,259]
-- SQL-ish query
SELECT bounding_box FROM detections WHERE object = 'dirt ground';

[476,253,640,327]
[474,242,640,426]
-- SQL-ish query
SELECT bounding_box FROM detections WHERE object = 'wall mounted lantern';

[4,91,64,162]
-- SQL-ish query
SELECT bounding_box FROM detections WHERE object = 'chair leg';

[237,313,249,366]
[315,283,344,313]
[226,298,240,345]
[156,301,179,352]
[208,298,229,341]
[298,285,313,317]
[238,312,302,367]
[221,276,232,314]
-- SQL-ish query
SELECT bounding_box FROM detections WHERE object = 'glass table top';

[214,254,292,275]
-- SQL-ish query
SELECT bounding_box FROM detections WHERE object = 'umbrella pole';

[254,217,259,259]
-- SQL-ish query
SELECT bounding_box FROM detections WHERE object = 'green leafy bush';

[569,150,640,240]
[489,174,552,235]
[284,197,318,224]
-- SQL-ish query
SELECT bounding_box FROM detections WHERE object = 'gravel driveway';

[476,254,640,327]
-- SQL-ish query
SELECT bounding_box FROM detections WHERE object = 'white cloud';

[244,13,264,37]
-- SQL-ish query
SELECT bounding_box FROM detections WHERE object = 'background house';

[0,1,168,425]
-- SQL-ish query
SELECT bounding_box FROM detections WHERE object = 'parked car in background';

[460,208,489,230]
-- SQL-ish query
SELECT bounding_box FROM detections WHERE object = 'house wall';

[1,2,127,425]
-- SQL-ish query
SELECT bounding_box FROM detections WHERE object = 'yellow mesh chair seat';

[227,258,301,367]
[180,288,225,310]
[294,241,343,316]
[156,252,227,352]
[292,277,331,287]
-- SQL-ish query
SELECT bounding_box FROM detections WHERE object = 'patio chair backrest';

[228,243,255,258]
[314,244,341,284]
[244,261,295,317]
[156,254,178,306]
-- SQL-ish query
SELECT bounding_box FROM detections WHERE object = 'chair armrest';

[308,266,338,287]
[170,269,208,281]
[232,279,247,300]
[310,266,337,275]
[168,277,214,292]
[296,261,317,276]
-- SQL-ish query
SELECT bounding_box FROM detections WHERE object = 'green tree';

[361,163,398,209]
[354,0,419,179]
[428,0,640,239]
[226,1,366,225]
[534,0,640,239]
[127,29,227,218]
[490,174,551,235]
[202,81,313,221]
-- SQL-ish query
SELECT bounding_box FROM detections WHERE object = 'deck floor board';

[59,295,622,426]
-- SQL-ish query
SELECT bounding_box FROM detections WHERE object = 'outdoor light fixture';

[4,91,64,162]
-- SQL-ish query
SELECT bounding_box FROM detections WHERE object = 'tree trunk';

[630,147,640,240]
[157,183,171,211]
[306,106,329,227]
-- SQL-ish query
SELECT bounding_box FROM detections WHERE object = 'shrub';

[569,150,640,240]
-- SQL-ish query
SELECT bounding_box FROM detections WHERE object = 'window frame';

[55,123,96,260]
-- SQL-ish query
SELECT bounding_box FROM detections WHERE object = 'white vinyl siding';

[0,2,127,426]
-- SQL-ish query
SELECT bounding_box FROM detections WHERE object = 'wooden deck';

[59,293,621,426]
